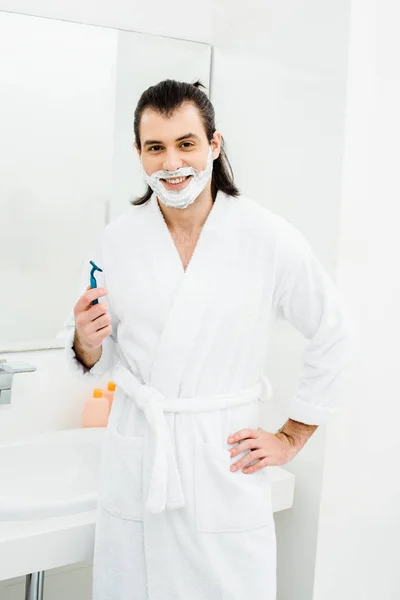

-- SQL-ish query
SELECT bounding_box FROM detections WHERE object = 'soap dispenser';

[81,388,110,428]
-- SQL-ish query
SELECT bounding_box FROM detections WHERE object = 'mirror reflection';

[0,11,211,351]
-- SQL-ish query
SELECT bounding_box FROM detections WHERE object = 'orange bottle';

[81,388,110,427]
[102,381,116,411]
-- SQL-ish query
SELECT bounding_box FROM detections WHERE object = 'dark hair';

[131,79,239,205]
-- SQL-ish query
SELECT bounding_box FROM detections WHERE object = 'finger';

[88,302,109,320]
[92,324,112,342]
[230,449,265,472]
[227,429,257,444]
[75,302,108,328]
[86,314,111,335]
[230,438,259,457]
[74,288,108,314]
[81,325,112,348]
[242,456,269,474]
[84,287,108,309]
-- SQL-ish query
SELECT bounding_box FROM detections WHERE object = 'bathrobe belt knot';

[112,364,273,514]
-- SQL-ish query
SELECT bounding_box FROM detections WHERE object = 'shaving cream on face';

[139,145,214,209]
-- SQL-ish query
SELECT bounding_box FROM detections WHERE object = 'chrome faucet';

[0,358,37,405]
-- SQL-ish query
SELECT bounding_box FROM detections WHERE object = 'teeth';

[165,176,186,184]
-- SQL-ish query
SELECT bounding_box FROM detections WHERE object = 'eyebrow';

[143,133,200,147]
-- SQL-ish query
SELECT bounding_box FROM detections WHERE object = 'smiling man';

[65,79,353,600]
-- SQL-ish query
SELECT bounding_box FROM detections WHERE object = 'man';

[65,79,352,600]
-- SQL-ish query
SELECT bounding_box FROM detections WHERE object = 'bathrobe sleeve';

[274,222,354,426]
[63,237,120,380]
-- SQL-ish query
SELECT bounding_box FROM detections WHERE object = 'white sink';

[0,426,295,581]
[0,426,295,523]
[0,428,105,521]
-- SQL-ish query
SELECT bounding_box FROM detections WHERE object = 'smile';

[160,175,192,189]
[162,176,190,184]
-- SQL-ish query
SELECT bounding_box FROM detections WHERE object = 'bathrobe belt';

[112,363,274,514]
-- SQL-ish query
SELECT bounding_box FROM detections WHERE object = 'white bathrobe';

[64,190,352,600]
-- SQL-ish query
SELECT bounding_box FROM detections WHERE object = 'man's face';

[136,101,221,193]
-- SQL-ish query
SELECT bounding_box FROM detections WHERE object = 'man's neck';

[157,184,214,234]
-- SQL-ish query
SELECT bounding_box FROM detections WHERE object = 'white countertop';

[0,510,97,582]
[0,466,295,582]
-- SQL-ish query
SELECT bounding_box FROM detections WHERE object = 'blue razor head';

[89,261,104,305]
[90,260,103,274]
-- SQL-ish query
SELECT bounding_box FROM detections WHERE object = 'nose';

[162,150,183,172]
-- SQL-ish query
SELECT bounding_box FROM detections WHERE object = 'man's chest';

[169,228,201,272]
[105,213,276,325]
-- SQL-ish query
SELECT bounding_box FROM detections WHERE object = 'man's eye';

[181,142,194,148]
[149,146,162,152]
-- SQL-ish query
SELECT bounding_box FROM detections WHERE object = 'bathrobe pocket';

[98,426,144,521]
[194,441,274,533]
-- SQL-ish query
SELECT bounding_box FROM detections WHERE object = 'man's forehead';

[140,103,204,142]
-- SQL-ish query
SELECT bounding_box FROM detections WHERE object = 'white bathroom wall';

[313,2,400,599]
[210,2,351,599]
[0,0,213,43]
